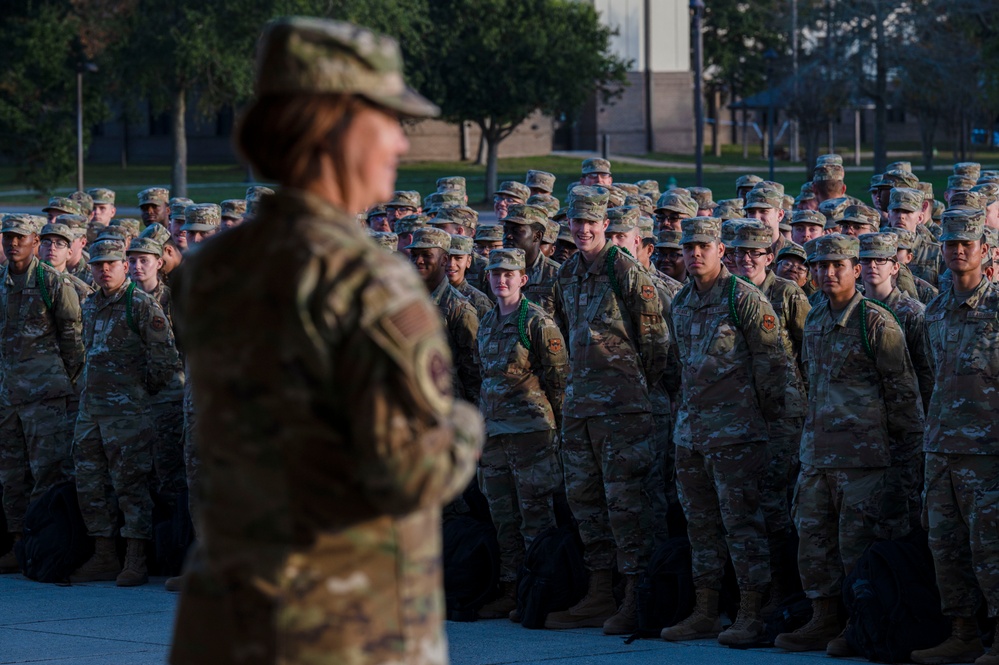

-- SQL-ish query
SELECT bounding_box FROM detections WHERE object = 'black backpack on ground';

[633,536,696,637]
[442,514,500,622]
[844,532,951,663]
[14,482,92,583]
[516,524,588,629]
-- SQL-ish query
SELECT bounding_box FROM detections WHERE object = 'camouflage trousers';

[675,441,771,592]
[150,399,186,496]
[561,413,657,575]
[0,398,73,533]
[73,409,155,540]
[924,453,999,617]
[647,409,676,547]
[479,430,559,582]
[793,463,887,599]
[761,417,802,557]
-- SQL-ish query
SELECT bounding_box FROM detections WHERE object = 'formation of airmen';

[1,152,998,664]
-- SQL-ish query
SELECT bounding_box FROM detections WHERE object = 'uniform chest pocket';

[960,317,999,376]
[706,308,736,356]
[673,310,691,358]
[586,278,617,324]
[20,292,50,337]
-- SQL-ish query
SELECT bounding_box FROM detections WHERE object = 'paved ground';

[0,574,854,665]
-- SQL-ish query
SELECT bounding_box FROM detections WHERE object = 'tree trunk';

[171,87,187,198]
[484,127,500,203]
[872,0,888,173]
[474,130,486,166]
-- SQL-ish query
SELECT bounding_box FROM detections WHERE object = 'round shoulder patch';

[413,336,454,415]
[151,316,167,332]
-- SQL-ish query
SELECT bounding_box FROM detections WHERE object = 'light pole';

[691,0,705,186]
[764,48,777,181]
[76,60,98,192]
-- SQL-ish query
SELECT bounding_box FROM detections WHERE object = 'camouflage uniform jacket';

[909,227,943,286]
[67,258,94,286]
[80,278,181,416]
[649,266,682,407]
[149,280,174,326]
[524,252,561,314]
[59,269,95,304]
[454,279,493,320]
[760,270,809,413]
[883,286,934,412]
[477,296,568,436]
[554,242,669,417]
[801,291,924,468]
[466,251,489,294]
[0,256,84,405]
[670,268,788,450]
[143,280,184,405]
[924,276,999,455]
[169,190,482,664]
[429,276,481,404]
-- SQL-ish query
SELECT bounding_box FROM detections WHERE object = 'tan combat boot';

[660,588,722,641]
[603,574,639,635]
[911,617,983,665]
[70,537,120,583]
[478,581,517,620]
[0,534,22,573]
[164,574,186,592]
[718,590,766,646]
[116,539,148,587]
[826,625,857,658]
[774,596,841,651]
[974,621,999,665]
[544,569,616,629]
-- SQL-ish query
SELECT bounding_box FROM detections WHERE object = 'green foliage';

[702,0,790,96]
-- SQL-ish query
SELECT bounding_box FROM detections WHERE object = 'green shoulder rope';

[35,263,53,311]
[859,298,902,361]
[516,297,531,351]
[124,282,139,335]
[605,245,633,302]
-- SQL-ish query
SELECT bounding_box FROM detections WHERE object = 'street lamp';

[76,60,98,192]
[764,48,777,181]
[691,0,705,187]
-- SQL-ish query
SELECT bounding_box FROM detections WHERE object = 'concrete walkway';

[0,575,852,665]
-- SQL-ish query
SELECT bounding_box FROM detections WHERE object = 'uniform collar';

[429,275,450,304]
[828,290,865,327]
[947,275,991,311]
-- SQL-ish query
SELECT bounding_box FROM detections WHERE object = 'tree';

[420,0,628,200]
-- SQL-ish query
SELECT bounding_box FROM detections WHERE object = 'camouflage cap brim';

[88,251,126,263]
[180,223,215,232]
[486,258,523,271]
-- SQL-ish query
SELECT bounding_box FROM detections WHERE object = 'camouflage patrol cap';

[887,160,912,173]
[431,205,478,229]
[110,218,142,238]
[953,162,981,179]
[894,228,916,251]
[616,183,639,196]
[636,179,660,200]
[486,247,526,271]
[420,193,441,213]
[947,175,976,192]
[732,221,773,250]
[53,213,88,232]
[502,203,548,229]
[939,208,986,242]
[1,214,44,235]
[915,182,934,200]
[744,187,783,210]
[813,233,859,261]
[254,17,439,118]
[782,195,795,213]
[526,193,560,217]
[553,206,568,222]
[475,224,504,243]
[565,181,580,198]
[819,197,851,223]
[816,154,844,167]
[245,186,275,201]
[878,170,919,190]
[979,171,999,184]
[840,204,881,228]
[39,223,75,242]
[605,185,626,208]
[623,194,654,217]
[803,237,821,262]
[87,187,115,205]
[567,186,609,222]
[221,199,247,219]
[813,164,845,182]
[70,191,94,217]
[169,198,195,220]
[777,241,807,263]
[496,181,530,203]
[365,204,387,220]
[542,219,560,244]
[96,225,130,244]
[557,221,572,243]
[436,176,466,195]
[987,227,999,254]
[88,240,127,263]
[140,222,172,247]
[386,190,421,209]
[181,203,222,232]
[688,187,716,211]
[682,217,723,245]
[393,214,429,234]
[655,229,683,249]
[735,174,763,190]
[971,183,999,206]
[42,197,82,216]
[931,200,944,221]
[790,209,825,227]
[138,187,170,206]
[655,190,697,216]
[606,206,640,233]
[721,219,749,247]
[126,237,164,257]
[448,234,474,256]
[368,230,399,251]
[525,170,555,193]
[869,174,884,192]
[581,158,611,175]
[638,216,655,241]
[948,190,988,211]
[859,232,898,259]
[754,181,786,196]
[406,226,451,251]
[888,187,925,213]
[796,181,816,203]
